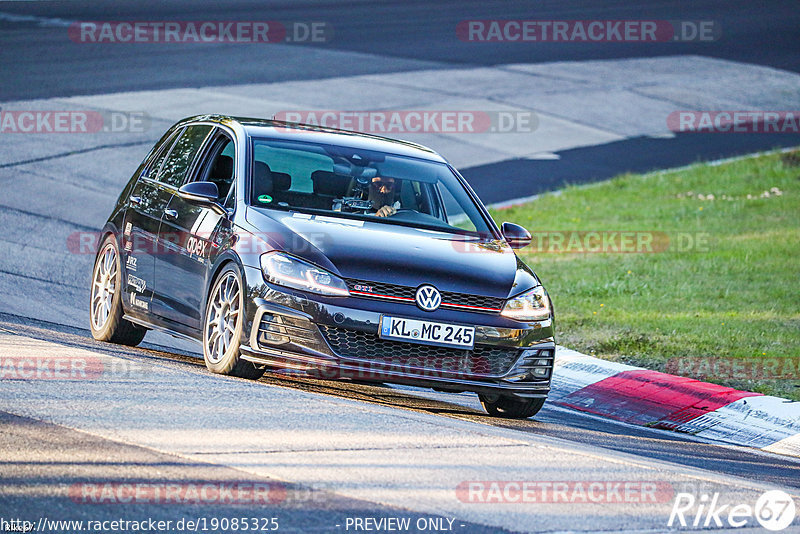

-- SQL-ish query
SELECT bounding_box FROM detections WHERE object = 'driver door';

[143,124,214,323]
[155,129,236,331]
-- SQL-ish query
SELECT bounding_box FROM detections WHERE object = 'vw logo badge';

[415,285,442,312]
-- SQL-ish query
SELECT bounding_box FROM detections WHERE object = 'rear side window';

[155,125,214,187]
[145,128,182,179]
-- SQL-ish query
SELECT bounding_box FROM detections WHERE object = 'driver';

[369,176,400,217]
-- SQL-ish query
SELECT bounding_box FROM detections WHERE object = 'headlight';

[260,252,349,296]
[501,285,551,321]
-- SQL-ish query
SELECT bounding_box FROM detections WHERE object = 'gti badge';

[415,285,441,312]
[353,284,373,293]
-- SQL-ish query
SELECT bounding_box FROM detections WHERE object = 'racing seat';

[398,180,417,210]
[311,170,351,209]
[271,171,291,193]
[251,161,273,204]
[252,162,294,206]
[209,155,234,200]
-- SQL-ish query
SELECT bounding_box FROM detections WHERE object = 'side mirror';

[501,222,531,249]
[178,181,219,203]
[177,181,229,216]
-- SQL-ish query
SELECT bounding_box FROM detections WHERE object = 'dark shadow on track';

[462,133,800,204]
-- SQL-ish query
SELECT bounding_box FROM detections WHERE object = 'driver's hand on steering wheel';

[375,205,397,217]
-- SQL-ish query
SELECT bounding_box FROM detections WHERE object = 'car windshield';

[249,137,495,237]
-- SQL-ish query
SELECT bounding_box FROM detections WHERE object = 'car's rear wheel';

[89,235,147,346]
[203,265,265,380]
[479,394,545,419]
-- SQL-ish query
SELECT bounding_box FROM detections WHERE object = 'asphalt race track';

[1,1,799,532]
[2,0,800,186]
[2,314,799,533]
[2,0,800,99]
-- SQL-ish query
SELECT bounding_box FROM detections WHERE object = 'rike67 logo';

[669,490,796,531]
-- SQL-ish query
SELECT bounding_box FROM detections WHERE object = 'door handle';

[129,196,142,206]
[164,209,178,220]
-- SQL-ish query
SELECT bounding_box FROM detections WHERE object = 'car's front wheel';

[479,394,545,419]
[203,264,265,380]
[89,234,147,346]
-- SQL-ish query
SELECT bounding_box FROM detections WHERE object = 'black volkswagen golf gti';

[90,115,555,418]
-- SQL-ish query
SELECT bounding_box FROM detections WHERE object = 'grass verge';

[491,149,800,400]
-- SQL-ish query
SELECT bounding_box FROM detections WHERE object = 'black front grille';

[441,291,504,310]
[318,325,520,378]
[344,278,505,312]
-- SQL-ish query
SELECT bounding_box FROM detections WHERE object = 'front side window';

[193,130,236,203]
[156,124,214,187]
[249,138,494,237]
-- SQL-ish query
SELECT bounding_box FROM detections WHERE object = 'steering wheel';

[386,208,418,218]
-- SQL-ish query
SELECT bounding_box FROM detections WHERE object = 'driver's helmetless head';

[371,176,395,194]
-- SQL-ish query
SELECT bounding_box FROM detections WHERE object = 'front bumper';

[239,268,555,399]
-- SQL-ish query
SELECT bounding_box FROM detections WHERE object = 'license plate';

[379,316,475,349]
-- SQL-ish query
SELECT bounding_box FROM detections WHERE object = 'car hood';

[245,207,539,298]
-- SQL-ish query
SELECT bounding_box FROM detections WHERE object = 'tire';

[479,394,545,419]
[89,234,147,346]
[203,264,265,380]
